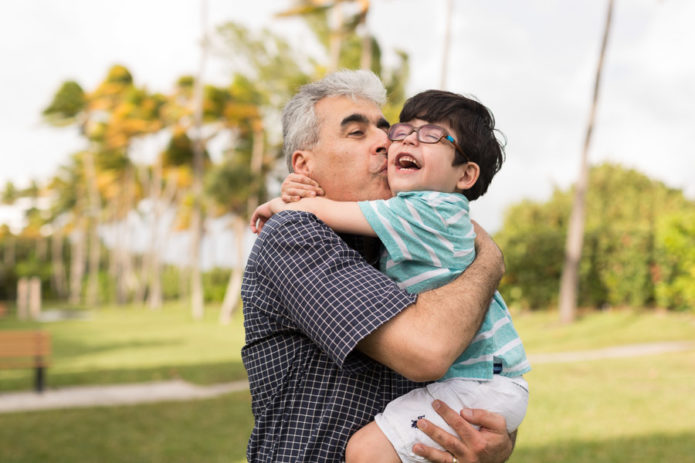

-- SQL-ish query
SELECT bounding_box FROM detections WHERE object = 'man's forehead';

[315,95,385,125]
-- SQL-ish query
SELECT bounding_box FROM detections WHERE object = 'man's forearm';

[358,229,504,381]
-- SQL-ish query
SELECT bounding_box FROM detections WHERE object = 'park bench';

[0,331,51,392]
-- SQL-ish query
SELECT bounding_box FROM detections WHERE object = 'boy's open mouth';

[395,153,421,170]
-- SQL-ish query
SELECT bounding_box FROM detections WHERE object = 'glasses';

[387,123,468,161]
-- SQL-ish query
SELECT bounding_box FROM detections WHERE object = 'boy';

[251,90,530,463]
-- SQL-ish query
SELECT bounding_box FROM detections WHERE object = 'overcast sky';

[1,0,693,247]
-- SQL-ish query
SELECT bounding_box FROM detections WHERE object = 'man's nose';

[374,129,390,155]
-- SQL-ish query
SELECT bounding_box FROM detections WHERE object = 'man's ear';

[291,150,313,176]
[456,162,480,191]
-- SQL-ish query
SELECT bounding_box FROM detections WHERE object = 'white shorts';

[374,375,529,463]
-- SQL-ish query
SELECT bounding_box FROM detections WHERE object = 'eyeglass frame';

[387,123,469,163]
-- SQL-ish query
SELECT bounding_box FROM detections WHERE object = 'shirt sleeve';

[254,211,418,371]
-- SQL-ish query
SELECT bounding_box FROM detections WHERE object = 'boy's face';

[387,119,470,195]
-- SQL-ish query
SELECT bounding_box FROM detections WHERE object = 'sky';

[1,0,694,265]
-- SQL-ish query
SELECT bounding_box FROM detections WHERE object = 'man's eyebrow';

[377,117,390,130]
[340,113,369,126]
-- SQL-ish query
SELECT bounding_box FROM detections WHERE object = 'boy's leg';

[345,421,401,463]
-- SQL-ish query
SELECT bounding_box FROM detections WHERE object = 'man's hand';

[281,173,324,202]
[412,401,514,463]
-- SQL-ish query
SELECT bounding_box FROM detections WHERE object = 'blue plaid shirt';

[241,211,420,462]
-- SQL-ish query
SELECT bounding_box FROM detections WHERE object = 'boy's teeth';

[398,155,419,168]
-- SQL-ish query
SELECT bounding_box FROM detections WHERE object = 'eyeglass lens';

[388,124,446,143]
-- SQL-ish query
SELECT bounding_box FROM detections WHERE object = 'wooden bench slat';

[0,331,52,367]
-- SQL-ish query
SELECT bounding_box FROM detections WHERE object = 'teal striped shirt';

[359,191,530,381]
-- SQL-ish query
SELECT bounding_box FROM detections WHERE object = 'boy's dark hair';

[399,90,506,201]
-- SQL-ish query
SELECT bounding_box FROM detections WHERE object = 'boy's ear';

[456,162,480,191]
[291,150,313,175]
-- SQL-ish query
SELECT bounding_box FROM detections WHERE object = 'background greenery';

[495,163,695,311]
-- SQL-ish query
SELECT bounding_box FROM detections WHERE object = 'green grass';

[1,306,694,462]
[511,307,695,352]
[0,302,248,391]
[0,390,253,463]
[508,308,695,462]
[512,349,695,462]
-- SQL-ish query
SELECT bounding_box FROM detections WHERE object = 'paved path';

[0,379,249,414]
[1,340,692,414]
[527,340,694,364]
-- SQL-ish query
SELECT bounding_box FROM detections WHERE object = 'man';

[242,70,515,462]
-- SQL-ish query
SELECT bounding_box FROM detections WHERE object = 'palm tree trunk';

[148,171,179,309]
[36,236,47,262]
[134,164,156,306]
[190,0,209,320]
[84,148,101,306]
[51,224,68,299]
[3,235,15,268]
[357,0,371,70]
[328,1,344,72]
[218,216,246,324]
[558,0,614,323]
[69,214,87,305]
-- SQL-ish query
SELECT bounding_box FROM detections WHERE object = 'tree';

[43,81,93,305]
[654,211,695,311]
[496,163,693,311]
[211,23,318,322]
[558,0,614,323]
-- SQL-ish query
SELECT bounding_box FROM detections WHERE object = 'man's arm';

[357,221,504,382]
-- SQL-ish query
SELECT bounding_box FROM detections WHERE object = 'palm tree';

[558,0,615,323]
[43,81,93,305]
[275,0,374,72]
[1,182,18,274]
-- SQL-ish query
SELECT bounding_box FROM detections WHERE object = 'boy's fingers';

[290,184,319,194]
[285,188,316,200]
[281,193,301,203]
[288,173,319,186]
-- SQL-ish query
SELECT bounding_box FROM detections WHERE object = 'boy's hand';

[250,198,287,234]
[250,201,274,234]
[281,173,324,202]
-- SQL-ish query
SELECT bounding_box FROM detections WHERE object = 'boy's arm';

[251,197,376,237]
[357,222,503,382]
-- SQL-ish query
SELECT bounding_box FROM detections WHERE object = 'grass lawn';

[0,390,253,463]
[1,306,694,462]
[510,308,695,462]
[0,302,248,391]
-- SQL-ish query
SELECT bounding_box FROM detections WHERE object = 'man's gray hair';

[282,69,387,172]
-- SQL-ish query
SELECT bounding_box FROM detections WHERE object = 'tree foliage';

[496,163,694,311]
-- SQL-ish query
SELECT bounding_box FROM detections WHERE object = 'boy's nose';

[403,130,419,144]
